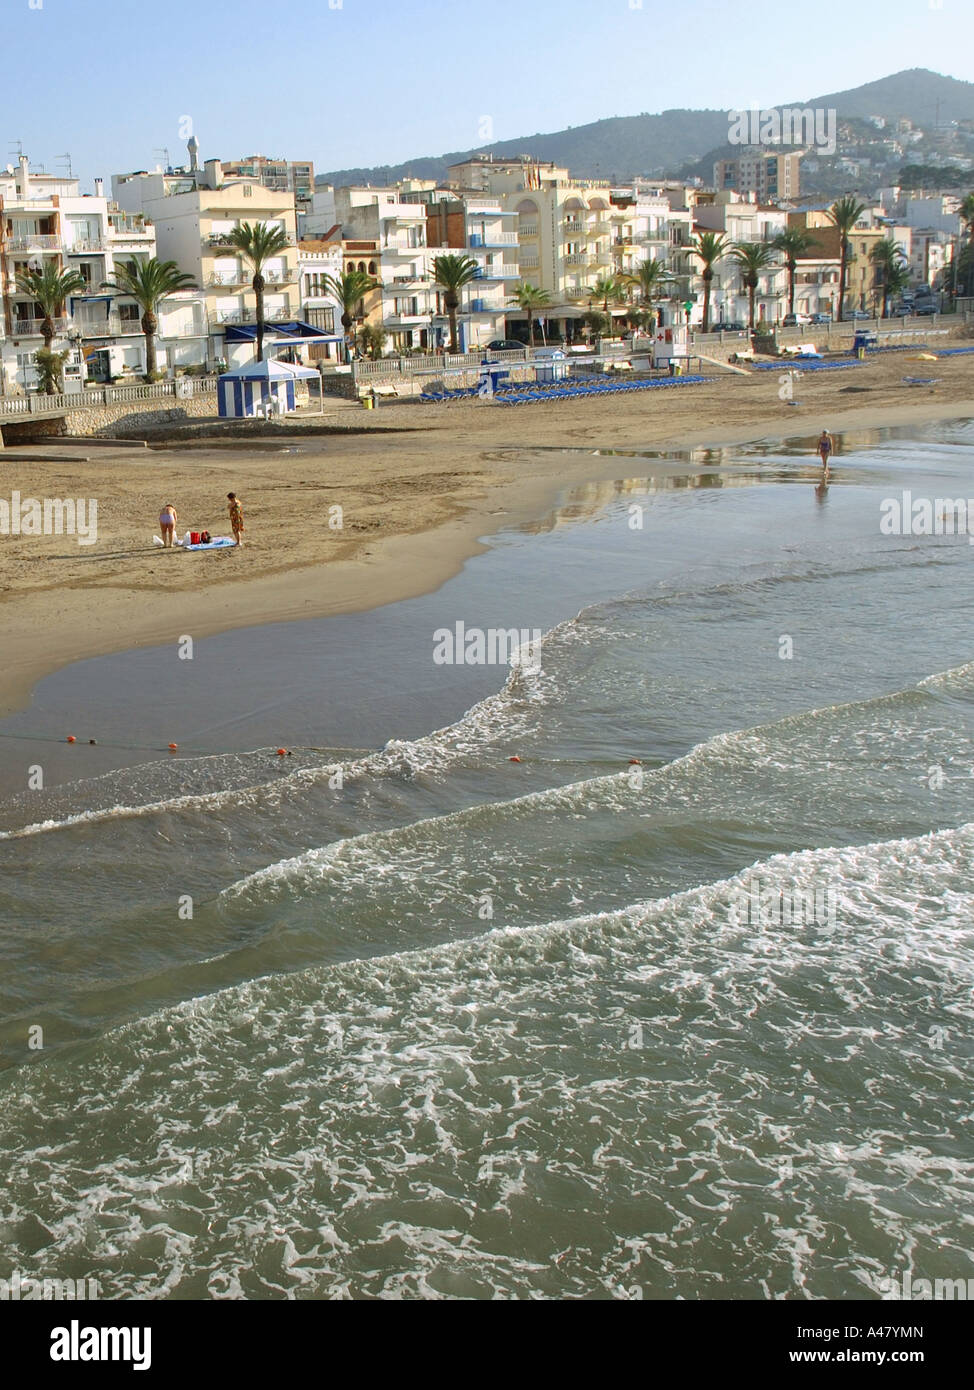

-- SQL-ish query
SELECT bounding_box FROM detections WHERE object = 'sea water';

[0,422,971,1299]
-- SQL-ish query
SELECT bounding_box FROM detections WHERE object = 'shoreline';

[1,368,972,720]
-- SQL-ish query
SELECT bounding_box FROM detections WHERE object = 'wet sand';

[0,350,971,717]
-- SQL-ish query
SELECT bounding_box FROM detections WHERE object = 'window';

[242,186,253,197]
[119,304,141,323]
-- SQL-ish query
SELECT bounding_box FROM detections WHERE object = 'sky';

[5,0,974,190]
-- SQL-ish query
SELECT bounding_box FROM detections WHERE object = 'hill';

[317,68,974,188]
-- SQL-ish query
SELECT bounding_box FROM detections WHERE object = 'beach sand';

[1,352,971,717]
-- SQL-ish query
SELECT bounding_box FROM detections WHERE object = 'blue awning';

[222,320,341,344]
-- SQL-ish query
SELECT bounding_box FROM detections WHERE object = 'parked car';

[715,320,747,332]
[850,309,872,320]
[782,312,811,327]
[809,312,832,324]
[486,339,527,351]
[889,304,911,317]
[914,303,938,316]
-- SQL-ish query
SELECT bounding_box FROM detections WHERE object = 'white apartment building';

[296,237,344,360]
[323,186,435,352]
[447,156,693,341]
[113,158,305,367]
[421,189,519,350]
[1,156,207,388]
[693,193,789,325]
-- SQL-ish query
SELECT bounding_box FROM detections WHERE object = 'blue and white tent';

[217,359,319,419]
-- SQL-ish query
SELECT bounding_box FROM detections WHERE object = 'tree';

[432,253,480,353]
[101,258,197,381]
[870,239,909,317]
[589,275,623,314]
[322,269,379,358]
[773,227,815,316]
[729,242,779,331]
[958,193,974,297]
[357,323,387,359]
[688,232,729,333]
[32,347,70,395]
[623,257,671,329]
[14,262,85,362]
[581,309,609,341]
[227,221,293,362]
[827,197,866,322]
[507,282,551,346]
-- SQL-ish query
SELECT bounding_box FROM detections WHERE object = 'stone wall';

[67,394,219,437]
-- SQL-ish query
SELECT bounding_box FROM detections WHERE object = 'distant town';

[1,129,972,394]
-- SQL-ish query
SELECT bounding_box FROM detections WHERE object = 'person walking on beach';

[227,492,244,547]
[817,429,834,474]
[159,503,178,548]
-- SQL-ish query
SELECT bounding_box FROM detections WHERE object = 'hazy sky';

[6,0,973,189]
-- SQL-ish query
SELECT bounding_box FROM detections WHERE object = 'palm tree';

[322,269,379,359]
[507,282,551,347]
[827,196,866,322]
[773,227,815,317]
[688,232,729,333]
[100,257,196,380]
[227,221,293,362]
[432,253,480,353]
[729,242,779,331]
[14,262,85,361]
[589,274,623,314]
[870,239,909,318]
[623,258,671,329]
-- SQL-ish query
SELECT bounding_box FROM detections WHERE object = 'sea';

[0,420,972,1300]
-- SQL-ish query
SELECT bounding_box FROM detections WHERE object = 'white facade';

[333,187,435,351]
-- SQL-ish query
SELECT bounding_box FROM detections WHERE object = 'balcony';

[563,219,584,233]
[519,257,540,270]
[75,312,145,337]
[7,233,62,251]
[391,274,430,286]
[384,312,430,327]
[66,238,104,254]
[565,252,589,267]
[11,316,70,336]
[469,231,519,247]
[566,287,591,299]
[263,268,297,285]
[207,273,250,289]
[518,223,539,237]
[594,253,613,267]
[590,220,610,235]
[208,307,300,329]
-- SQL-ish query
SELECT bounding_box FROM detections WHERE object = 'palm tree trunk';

[788,265,796,316]
[838,247,847,323]
[448,307,458,354]
[702,279,711,334]
[748,285,756,331]
[254,275,266,363]
[141,312,158,380]
[528,309,535,346]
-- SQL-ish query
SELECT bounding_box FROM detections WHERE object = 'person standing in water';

[227,492,244,547]
[159,503,178,548]
[817,429,834,474]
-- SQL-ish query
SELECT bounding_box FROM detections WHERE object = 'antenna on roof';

[153,146,171,171]
[55,152,73,177]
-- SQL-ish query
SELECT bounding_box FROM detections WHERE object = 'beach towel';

[183,536,236,552]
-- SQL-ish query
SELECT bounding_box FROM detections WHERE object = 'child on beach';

[227,492,244,546]
[159,503,178,547]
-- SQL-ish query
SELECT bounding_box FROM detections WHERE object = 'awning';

[222,320,342,345]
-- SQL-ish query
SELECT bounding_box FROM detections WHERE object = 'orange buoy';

[66,735,76,743]
[276,748,287,757]
[629,758,642,765]
[168,742,178,751]
[509,755,521,763]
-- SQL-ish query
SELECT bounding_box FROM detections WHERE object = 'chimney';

[94,177,104,198]
[203,158,223,190]
[16,154,29,199]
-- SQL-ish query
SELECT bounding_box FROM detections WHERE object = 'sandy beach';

[1,351,972,716]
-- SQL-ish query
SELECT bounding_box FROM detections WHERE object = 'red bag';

[190,531,200,545]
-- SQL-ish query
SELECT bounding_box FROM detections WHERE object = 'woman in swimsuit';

[159,503,178,548]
